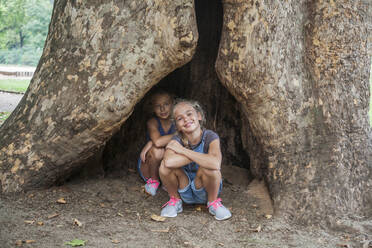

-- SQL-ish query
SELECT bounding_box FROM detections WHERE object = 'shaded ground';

[1,166,371,248]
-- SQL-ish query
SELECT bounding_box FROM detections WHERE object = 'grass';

[0,112,11,126]
[0,79,30,93]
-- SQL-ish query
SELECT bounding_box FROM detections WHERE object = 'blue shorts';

[178,168,222,204]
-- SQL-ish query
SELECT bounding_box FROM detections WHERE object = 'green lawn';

[0,79,30,93]
[0,112,10,126]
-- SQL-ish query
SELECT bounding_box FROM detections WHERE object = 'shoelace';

[162,196,180,208]
[208,198,222,210]
[146,178,160,189]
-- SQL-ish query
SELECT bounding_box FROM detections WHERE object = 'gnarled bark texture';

[0,0,198,192]
[0,0,371,225]
[216,0,372,223]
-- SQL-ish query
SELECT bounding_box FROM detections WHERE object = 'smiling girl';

[159,99,232,220]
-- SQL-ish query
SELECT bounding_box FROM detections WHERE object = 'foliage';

[0,111,10,126]
[65,239,86,247]
[0,0,53,66]
[0,78,30,93]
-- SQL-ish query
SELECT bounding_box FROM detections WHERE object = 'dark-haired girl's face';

[173,102,202,134]
[153,94,172,120]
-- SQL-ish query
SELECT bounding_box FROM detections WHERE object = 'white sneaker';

[208,198,232,221]
[161,197,183,218]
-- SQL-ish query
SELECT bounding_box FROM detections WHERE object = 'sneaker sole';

[214,213,232,221]
[161,208,183,218]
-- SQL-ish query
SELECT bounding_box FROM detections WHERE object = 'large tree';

[0,0,371,225]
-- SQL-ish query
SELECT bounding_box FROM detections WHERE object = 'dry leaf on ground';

[26,240,36,244]
[37,221,44,226]
[151,214,165,222]
[56,198,67,204]
[249,225,262,232]
[24,220,34,224]
[112,239,120,244]
[73,218,82,227]
[151,227,170,233]
[47,213,60,219]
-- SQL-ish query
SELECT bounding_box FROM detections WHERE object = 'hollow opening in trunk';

[99,0,252,184]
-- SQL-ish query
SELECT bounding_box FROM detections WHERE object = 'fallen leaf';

[151,214,165,222]
[65,239,86,247]
[37,221,44,226]
[15,240,23,246]
[26,240,36,244]
[195,206,201,211]
[48,213,60,219]
[24,220,35,224]
[112,239,120,244]
[265,214,272,219]
[249,225,262,232]
[28,193,34,198]
[56,198,67,204]
[117,213,123,217]
[100,203,105,207]
[336,244,350,248]
[219,243,224,246]
[73,218,82,227]
[151,227,170,233]
[252,204,258,208]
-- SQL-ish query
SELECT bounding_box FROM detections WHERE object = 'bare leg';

[147,147,164,181]
[159,161,188,198]
[194,168,221,203]
[140,160,150,180]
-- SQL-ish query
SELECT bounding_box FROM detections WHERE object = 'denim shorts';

[178,168,222,204]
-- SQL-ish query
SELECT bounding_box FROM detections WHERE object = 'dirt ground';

[1,165,371,248]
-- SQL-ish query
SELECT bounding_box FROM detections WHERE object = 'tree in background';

[0,0,53,66]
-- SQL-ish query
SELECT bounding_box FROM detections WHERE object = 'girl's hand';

[140,141,153,162]
[166,140,185,154]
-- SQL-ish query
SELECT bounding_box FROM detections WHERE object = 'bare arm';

[163,148,192,168]
[147,118,174,148]
[140,140,153,162]
[165,139,222,170]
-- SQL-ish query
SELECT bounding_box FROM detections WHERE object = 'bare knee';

[198,167,221,179]
[149,147,164,161]
[159,160,171,177]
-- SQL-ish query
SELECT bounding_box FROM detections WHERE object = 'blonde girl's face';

[153,94,172,120]
[173,102,202,134]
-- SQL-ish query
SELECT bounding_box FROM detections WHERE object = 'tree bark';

[216,0,372,223]
[102,0,251,176]
[0,0,198,192]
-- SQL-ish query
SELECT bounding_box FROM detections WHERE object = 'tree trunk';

[0,0,198,192]
[0,0,371,225]
[102,0,251,176]
[216,0,372,223]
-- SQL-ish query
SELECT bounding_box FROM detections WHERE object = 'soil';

[1,166,371,248]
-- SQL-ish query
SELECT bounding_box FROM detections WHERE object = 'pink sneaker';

[145,178,160,196]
